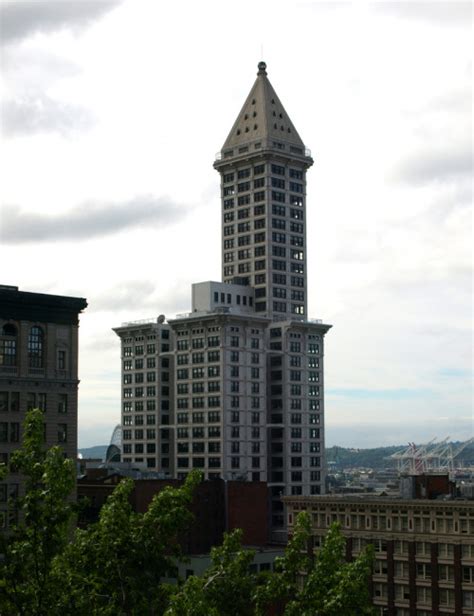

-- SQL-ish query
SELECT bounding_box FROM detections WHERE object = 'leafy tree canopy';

[0,410,375,616]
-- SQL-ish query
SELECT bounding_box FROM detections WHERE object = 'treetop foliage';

[0,410,375,615]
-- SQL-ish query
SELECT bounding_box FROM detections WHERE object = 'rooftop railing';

[120,318,159,327]
[215,138,312,162]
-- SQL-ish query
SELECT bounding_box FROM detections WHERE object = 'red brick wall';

[226,481,268,545]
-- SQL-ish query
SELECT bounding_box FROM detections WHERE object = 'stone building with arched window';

[0,284,87,531]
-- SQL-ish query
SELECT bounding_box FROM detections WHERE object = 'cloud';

[0,0,122,44]
[327,388,432,401]
[1,94,94,137]
[390,143,473,186]
[0,195,191,244]
[90,280,191,315]
[373,1,472,27]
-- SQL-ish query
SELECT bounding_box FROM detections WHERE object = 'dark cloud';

[373,1,472,26]
[0,195,190,244]
[0,0,122,44]
[390,143,473,186]
[1,94,94,137]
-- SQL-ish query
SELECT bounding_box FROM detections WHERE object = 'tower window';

[237,168,251,179]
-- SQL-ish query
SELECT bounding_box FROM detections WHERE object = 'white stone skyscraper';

[114,63,331,532]
[214,61,312,322]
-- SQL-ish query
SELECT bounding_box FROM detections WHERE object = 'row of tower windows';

[224,194,304,208]
[224,177,303,192]
[223,269,304,287]
[223,187,304,205]
[123,401,167,412]
[224,206,304,224]
[222,218,304,237]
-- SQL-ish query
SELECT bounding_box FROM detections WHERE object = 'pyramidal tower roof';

[221,61,306,152]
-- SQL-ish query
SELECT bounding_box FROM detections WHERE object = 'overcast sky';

[1,0,472,449]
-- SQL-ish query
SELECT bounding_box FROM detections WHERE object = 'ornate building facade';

[0,284,87,530]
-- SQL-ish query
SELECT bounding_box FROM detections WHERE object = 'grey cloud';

[0,195,190,244]
[2,47,83,87]
[0,0,122,44]
[373,1,472,26]
[91,281,190,315]
[1,94,94,137]
[82,334,118,353]
[390,143,473,186]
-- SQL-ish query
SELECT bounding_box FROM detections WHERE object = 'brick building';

[78,472,269,553]
[284,476,474,616]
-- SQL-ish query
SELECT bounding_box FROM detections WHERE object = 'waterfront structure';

[0,284,87,529]
[285,480,474,616]
[114,63,331,531]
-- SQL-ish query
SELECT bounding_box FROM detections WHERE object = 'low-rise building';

[284,476,474,616]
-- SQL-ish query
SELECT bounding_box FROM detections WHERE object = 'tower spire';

[215,62,313,321]
[218,61,308,155]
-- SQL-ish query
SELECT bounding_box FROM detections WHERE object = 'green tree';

[0,410,375,616]
[165,529,257,616]
[256,512,376,616]
[0,408,76,616]
[54,471,201,615]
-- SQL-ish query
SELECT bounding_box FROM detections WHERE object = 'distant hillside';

[327,442,474,470]
[78,443,474,469]
[326,445,400,469]
[79,445,107,460]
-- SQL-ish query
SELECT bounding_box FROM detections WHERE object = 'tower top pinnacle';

[218,61,308,156]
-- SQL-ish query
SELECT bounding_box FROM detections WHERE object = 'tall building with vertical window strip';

[214,61,312,322]
[115,63,331,535]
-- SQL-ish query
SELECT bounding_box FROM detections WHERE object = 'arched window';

[28,326,44,368]
[0,323,17,366]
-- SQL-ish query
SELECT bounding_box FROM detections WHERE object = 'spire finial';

[257,61,267,75]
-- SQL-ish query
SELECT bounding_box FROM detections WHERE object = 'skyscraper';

[115,63,331,532]
[214,61,312,322]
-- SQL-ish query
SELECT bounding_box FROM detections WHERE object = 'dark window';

[0,324,17,367]
[28,326,44,368]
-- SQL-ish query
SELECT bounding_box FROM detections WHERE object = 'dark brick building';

[78,472,269,553]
